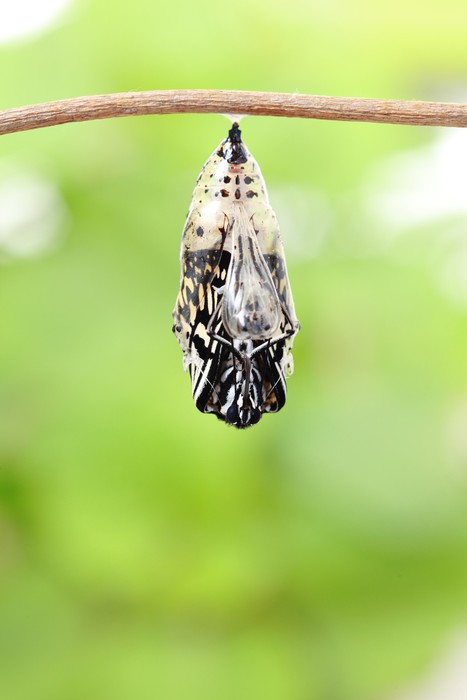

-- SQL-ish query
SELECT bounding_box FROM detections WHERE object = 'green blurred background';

[2,1,467,698]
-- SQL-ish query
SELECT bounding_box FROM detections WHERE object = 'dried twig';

[1,89,467,136]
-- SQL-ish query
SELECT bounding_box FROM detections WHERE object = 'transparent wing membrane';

[222,203,281,340]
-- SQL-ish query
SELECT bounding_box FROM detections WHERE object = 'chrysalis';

[172,123,300,428]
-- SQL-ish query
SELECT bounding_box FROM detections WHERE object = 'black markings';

[220,189,229,197]
[244,176,253,184]
[217,147,225,158]
[196,226,204,237]
[223,176,231,183]
[246,190,258,198]
[235,175,240,185]
[226,123,248,165]
[229,123,241,139]
[235,188,241,200]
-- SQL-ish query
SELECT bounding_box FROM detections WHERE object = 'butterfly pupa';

[172,123,300,428]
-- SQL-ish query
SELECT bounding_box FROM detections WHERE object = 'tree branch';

[1,89,467,136]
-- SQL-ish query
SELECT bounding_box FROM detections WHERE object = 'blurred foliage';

[2,1,467,699]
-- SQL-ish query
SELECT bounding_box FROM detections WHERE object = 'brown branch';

[1,89,467,136]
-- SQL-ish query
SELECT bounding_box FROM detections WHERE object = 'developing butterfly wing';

[172,138,234,404]
[221,132,300,388]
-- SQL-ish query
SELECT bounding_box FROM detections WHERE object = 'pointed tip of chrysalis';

[225,122,247,164]
[228,122,242,143]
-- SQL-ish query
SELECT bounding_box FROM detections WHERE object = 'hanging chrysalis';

[172,123,300,428]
